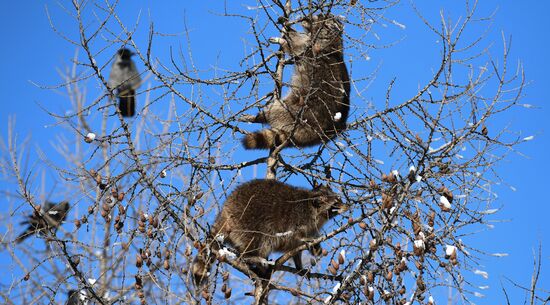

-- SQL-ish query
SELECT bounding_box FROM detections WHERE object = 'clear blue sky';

[1,1,548,304]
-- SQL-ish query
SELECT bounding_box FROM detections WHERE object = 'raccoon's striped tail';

[242,129,288,149]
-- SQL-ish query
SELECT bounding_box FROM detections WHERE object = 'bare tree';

[0,0,534,304]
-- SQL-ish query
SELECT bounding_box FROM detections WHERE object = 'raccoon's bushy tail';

[242,129,288,149]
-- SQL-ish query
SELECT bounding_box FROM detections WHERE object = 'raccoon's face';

[313,185,347,218]
[302,14,344,55]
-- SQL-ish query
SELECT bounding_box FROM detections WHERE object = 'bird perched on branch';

[108,48,141,117]
[14,201,70,243]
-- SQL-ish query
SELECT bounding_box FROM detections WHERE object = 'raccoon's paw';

[238,114,257,123]
[307,242,323,257]
[269,37,284,45]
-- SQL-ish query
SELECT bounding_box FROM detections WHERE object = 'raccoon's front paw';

[238,114,257,123]
[308,242,323,257]
[269,37,284,45]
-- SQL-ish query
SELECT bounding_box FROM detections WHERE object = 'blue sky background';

[0,1,548,304]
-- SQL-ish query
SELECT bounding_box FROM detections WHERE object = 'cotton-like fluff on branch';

[474,292,485,298]
[333,112,342,121]
[445,245,457,259]
[439,196,451,212]
[473,269,489,279]
[413,239,425,256]
[84,132,96,143]
[480,208,499,215]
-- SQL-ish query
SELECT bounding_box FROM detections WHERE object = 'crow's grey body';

[108,48,141,117]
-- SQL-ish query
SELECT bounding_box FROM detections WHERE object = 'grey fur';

[192,179,346,285]
[108,48,141,117]
[242,14,350,149]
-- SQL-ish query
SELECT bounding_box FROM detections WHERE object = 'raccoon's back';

[221,180,315,232]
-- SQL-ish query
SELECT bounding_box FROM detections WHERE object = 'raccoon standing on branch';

[240,14,350,149]
[191,179,347,286]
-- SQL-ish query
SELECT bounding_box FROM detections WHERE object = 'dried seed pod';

[81,216,88,224]
[195,192,204,200]
[73,256,80,267]
[331,259,340,270]
[369,179,379,190]
[399,286,406,295]
[140,213,147,223]
[369,239,378,251]
[163,260,170,270]
[222,272,229,281]
[135,275,143,287]
[117,192,125,202]
[94,173,102,184]
[338,253,345,265]
[160,170,167,178]
[224,288,232,299]
[23,273,30,281]
[74,219,81,229]
[416,277,426,291]
[136,255,143,268]
[151,217,159,228]
[322,248,328,256]
[367,272,374,283]
[359,221,368,230]
[481,125,488,136]
[328,266,337,275]
[201,290,210,300]
[428,211,435,227]
[137,291,145,299]
[385,270,393,281]
[184,246,192,257]
[367,286,374,301]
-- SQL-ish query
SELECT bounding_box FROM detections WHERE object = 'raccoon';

[192,179,346,285]
[241,14,350,149]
